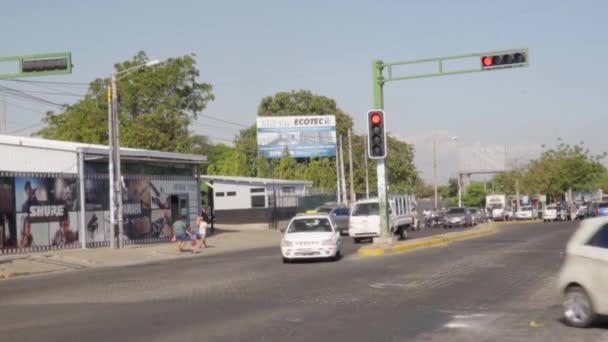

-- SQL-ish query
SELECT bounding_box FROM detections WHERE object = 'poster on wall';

[85,178,109,211]
[122,179,152,239]
[85,211,106,243]
[14,177,80,247]
[151,209,173,238]
[48,211,79,246]
[0,177,16,248]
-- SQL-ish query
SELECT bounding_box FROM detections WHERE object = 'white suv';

[557,218,608,328]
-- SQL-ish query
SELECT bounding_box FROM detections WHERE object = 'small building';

[0,134,205,253]
[199,175,312,225]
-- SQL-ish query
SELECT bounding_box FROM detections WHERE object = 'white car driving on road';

[558,218,608,328]
[281,214,342,263]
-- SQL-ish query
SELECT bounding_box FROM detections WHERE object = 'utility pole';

[106,85,115,249]
[348,129,355,205]
[111,73,125,248]
[364,135,369,199]
[339,135,347,205]
[433,134,438,208]
[335,151,341,204]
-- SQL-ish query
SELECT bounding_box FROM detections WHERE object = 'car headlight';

[322,239,334,246]
[281,240,293,247]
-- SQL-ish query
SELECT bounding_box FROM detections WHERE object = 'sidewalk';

[0,228,282,279]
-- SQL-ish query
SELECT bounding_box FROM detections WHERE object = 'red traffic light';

[482,56,493,67]
[370,112,382,124]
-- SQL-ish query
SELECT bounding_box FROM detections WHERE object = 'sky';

[1,0,606,183]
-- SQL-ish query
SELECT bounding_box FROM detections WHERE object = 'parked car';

[313,205,350,236]
[557,218,608,328]
[467,207,485,225]
[576,202,591,220]
[543,205,559,222]
[588,201,608,217]
[442,207,473,228]
[515,206,535,220]
[280,214,342,263]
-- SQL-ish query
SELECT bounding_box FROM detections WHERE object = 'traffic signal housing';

[367,110,387,159]
[481,51,527,70]
[21,57,69,73]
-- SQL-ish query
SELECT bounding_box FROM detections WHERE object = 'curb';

[493,220,542,225]
[357,224,496,257]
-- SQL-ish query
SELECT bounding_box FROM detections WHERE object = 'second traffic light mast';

[371,61,393,242]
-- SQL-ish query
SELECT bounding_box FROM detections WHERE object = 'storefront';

[0,134,205,253]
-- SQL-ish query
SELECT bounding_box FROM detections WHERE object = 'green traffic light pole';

[371,48,529,242]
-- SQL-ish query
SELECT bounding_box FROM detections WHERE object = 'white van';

[348,196,417,243]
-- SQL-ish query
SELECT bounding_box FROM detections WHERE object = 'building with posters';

[0,134,205,254]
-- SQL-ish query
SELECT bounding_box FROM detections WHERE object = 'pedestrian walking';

[197,216,208,249]
[172,215,190,252]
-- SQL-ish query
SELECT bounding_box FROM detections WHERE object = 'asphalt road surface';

[1,221,607,342]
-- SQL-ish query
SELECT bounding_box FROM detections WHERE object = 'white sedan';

[515,206,535,220]
[558,218,608,328]
[281,214,342,263]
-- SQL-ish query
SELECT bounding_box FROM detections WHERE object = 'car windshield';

[547,206,556,210]
[448,208,466,214]
[288,218,333,233]
[352,202,379,216]
[469,209,478,214]
[315,207,333,213]
[521,207,532,211]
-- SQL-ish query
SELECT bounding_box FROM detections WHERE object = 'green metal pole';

[372,60,393,242]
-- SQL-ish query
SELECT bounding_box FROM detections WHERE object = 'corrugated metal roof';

[0,134,206,164]
[200,175,313,186]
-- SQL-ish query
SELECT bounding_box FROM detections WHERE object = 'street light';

[107,59,163,248]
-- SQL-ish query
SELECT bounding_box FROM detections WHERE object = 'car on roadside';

[442,207,473,228]
[543,205,559,222]
[557,217,608,328]
[515,206,535,220]
[280,214,342,263]
[467,207,485,225]
[314,205,350,236]
[588,201,608,218]
[576,202,590,220]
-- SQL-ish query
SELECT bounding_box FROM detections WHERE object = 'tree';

[37,51,214,153]
[463,183,487,207]
[415,181,435,199]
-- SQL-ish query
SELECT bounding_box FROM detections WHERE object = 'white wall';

[0,144,78,174]
[213,182,267,210]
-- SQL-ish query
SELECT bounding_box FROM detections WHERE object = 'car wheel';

[282,257,290,264]
[332,250,341,261]
[563,286,596,328]
[399,226,407,240]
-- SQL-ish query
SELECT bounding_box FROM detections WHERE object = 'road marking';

[445,323,469,328]
[370,283,406,289]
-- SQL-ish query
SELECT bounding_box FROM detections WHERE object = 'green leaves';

[37,51,214,153]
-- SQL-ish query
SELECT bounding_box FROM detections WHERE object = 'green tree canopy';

[463,182,487,207]
[37,51,214,153]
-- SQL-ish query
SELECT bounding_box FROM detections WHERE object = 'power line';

[6,89,85,97]
[190,121,242,132]
[197,114,251,128]
[0,85,66,108]
[6,121,44,134]
[3,79,89,86]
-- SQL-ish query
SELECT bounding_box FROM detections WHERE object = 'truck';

[348,194,418,243]
[486,194,512,221]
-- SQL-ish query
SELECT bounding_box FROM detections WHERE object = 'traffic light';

[367,109,387,159]
[21,57,70,73]
[481,51,527,70]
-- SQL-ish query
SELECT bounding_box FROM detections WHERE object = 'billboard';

[256,115,337,158]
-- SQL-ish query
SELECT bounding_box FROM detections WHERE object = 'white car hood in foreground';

[284,232,335,243]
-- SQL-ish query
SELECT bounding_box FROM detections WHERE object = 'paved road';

[1,221,607,342]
